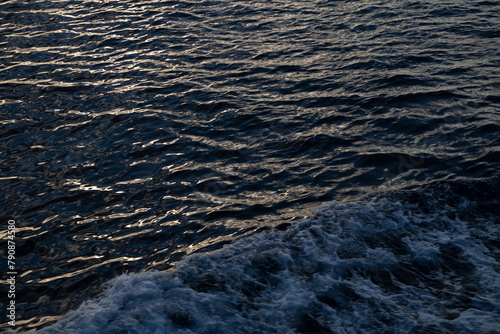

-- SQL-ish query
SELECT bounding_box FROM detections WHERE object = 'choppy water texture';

[0,0,499,332]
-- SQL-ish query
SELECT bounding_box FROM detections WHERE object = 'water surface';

[0,0,499,332]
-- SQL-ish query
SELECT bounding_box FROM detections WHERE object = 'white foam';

[33,197,500,333]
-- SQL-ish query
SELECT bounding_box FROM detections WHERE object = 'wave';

[26,177,500,334]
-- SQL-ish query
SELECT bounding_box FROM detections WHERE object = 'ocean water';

[0,0,499,333]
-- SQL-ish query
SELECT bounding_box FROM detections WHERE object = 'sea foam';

[33,192,500,334]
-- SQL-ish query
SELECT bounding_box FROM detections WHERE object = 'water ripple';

[1,0,499,331]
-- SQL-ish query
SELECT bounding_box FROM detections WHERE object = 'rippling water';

[1,0,499,332]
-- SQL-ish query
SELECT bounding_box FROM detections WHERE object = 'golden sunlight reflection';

[27,256,143,284]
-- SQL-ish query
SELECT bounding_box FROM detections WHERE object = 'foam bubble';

[34,194,500,334]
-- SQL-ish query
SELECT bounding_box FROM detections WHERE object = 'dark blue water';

[1,0,499,333]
